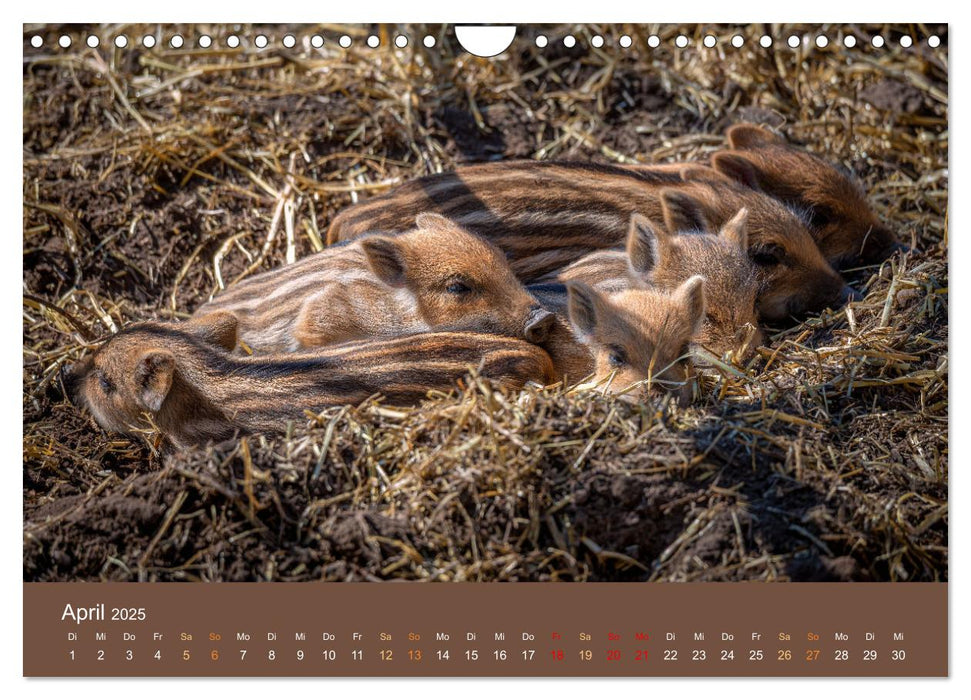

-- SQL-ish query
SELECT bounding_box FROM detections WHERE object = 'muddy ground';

[23,24,947,582]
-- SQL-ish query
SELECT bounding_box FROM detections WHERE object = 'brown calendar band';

[24,582,946,677]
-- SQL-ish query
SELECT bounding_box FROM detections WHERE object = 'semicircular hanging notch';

[454,25,517,57]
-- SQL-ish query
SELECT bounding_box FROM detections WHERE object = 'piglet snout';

[524,306,555,343]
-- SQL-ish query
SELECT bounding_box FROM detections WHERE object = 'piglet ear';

[726,123,785,149]
[676,275,707,335]
[186,311,238,351]
[566,281,606,340]
[134,350,175,413]
[626,214,663,277]
[720,208,749,251]
[711,152,764,190]
[361,235,408,287]
[678,164,720,182]
[660,189,713,234]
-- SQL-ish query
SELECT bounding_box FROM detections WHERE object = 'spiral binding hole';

[25,27,946,57]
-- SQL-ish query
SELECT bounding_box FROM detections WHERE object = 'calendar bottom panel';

[23,582,946,677]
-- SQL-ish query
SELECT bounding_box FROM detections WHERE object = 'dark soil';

[859,79,929,114]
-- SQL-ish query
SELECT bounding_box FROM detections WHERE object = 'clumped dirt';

[23,23,947,582]
[859,79,929,114]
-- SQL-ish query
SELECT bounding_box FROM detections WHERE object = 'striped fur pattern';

[709,123,902,269]
[60,314,555,448]
[548,210,763,359]
[325,160,850,320]
[194,213,553,353]
[328,161,694,280]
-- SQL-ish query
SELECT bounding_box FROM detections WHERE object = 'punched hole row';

[539,33,938,49]
[28,33,432,50]
[27,32,942,51]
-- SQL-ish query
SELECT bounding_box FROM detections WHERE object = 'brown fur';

[550,210,763,359]
[555,277,705,403]
[60,315,555,449]
[654,187,849,322]
[521,284,599,385]
[326,161,849,321]
[194,213,553,353]
[710,123,901,269]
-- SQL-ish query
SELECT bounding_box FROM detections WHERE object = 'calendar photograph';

[23,23,947,589]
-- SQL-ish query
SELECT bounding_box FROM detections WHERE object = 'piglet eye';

[809,206,834,228]
[446,280,472,295]
[608,346,627,368]
[751,245,784,267]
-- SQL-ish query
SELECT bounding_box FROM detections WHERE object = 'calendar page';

[22,22,948,679]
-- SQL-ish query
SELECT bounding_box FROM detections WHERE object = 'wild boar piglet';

[628,210,763,359]
[711,123,904,269]
[656,186,855,323]
[326,161,854,322]
[60,312,555,448]
[194,213,553,353]
[565,276,706,403]
[552,209,762,360]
